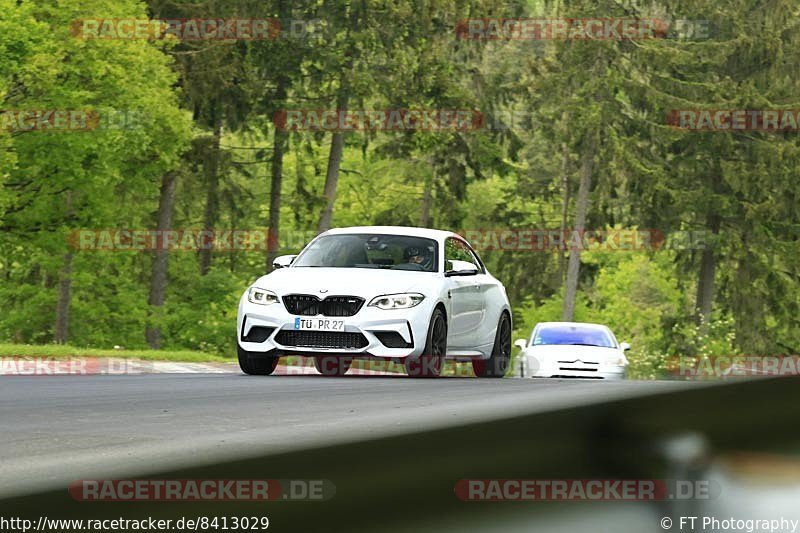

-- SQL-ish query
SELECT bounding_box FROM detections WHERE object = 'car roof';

[322,226,458,242]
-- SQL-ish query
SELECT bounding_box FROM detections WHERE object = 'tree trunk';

[562,130,597,321]
[267,80,289,271]
[199,118,222,276]
[54,252,73,344]
[316,91,349,233]
[695,164,723,328]
[558,141,571,282]
[695,213,721,327]
[54,191,74,344]
[316,2,358,233]
[420,170,433,227]
[146,170,178,349]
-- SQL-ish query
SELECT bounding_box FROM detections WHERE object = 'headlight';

[368,293,424,310]
[609,355,628,366]
[247,287,278,305]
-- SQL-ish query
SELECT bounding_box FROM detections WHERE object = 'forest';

[1,0,798,377]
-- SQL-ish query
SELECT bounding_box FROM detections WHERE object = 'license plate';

[294,317,345,332]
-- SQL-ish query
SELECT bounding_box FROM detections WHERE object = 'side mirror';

[514,339,527,351]
[272,254,297,269]
[620,342,631,351]
[445,260,479,277]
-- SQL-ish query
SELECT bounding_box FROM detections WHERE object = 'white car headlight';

[368,293,424,310]
[247,287,278,305]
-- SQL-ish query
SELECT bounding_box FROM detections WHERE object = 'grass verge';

[0,343,232,363]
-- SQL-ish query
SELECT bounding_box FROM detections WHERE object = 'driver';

[403,245,433,270]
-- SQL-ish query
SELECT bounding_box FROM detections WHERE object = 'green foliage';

[163,268,245,355]
[0,0,797,366]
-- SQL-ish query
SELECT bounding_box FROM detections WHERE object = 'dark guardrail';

[2,376,799,532]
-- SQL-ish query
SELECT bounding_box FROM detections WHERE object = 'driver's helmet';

[403,245,433,269]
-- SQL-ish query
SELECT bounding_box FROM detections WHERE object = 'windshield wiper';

[561,343,604,347]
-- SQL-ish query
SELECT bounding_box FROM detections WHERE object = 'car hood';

[252,267,439,299]
[524,344,625,364]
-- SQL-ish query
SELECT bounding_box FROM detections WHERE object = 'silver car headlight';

[367,293,425,310]
[247,287,278,305]
[612,354,629,366]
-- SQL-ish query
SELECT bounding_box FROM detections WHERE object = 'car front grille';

[274,330,369,349]
[282,294,364,317]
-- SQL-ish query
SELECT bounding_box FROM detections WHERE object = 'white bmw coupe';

[237,226,512,378]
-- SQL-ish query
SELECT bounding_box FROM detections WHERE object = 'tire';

[473,312,511,378]
[237,344,279,375]
[313,356,352,376]
[404,308,447,378]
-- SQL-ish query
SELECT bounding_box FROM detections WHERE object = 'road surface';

[0,373,694,498]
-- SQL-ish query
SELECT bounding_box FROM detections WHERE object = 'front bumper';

[523,358,627,379]
[237,295,435,359]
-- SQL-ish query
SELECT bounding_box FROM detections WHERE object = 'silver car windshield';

[533,325,616,348]
[293,234,439,272]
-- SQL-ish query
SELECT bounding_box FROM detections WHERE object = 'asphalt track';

[0,373,694,499]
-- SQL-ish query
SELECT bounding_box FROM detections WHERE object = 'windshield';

[532,325,616,348]
[293,234,439,272]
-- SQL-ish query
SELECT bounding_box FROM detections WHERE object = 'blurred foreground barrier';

[3,376,799,532]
